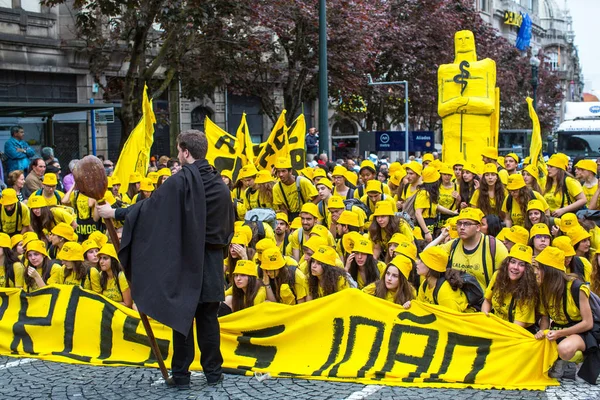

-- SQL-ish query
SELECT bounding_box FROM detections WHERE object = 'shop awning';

[0,102,121,117]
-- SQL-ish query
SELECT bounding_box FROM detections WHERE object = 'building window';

[547,52,559,71]
[191,106,212,132]
[520,0,536,12]
[21,0,41,12]
[332,119,357,137]
[477,0,489,12]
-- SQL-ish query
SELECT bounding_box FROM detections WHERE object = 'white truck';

[556,102,600,158]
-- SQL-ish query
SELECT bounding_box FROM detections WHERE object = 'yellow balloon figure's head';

[454,30,477,63]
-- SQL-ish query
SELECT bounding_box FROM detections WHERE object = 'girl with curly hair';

[362,256,415,306]
[344,237,383,289]
[502,174,549,228]
[307,245,349,300]
[368,201,412,261]
[470,164,506,218]
[458,163,478,210]
[482,244,538,330]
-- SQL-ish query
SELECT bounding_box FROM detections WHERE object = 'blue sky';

[569,0,600,92]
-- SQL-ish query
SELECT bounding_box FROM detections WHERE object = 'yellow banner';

[287,114,306,171]
[204,116,239,174]
[527,97,548,179]
[255,110,288,171]
[0,286,558,390]
[235,113,255,167]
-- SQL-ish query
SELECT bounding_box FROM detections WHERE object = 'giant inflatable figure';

[438,30,500,165]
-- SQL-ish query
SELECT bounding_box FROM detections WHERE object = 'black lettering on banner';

[290,148,305,172]
[328,316,385,378]
[213,157,236,173]
[234,325,285,369]
[11,287,60,354]
[396,312,437,325]
[102,316,169,366]
[312,318,344,376]
[0,292,9,320]
[375,316,439,382]
[215,135,236,154]
[425,332,492,384]
[257,144,278,170]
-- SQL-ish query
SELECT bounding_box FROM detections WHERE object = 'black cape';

[120,160,234,335]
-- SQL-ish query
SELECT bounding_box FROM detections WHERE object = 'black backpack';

[447,235,496,287]
[430,271,484,311]
[343,198,372,219]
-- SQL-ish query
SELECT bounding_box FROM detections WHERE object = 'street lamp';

[530,54,541,111]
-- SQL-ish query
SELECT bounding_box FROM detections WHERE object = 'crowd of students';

[0,146,599,383]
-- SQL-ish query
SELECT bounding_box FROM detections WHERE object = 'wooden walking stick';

[73,155,170,380]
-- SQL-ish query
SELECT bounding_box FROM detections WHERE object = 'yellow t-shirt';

[29,190,65,207]
[543,280,590,326]
[48,265,101,292]
[353,181,392,199]
[355,261,386,289]
[243,188,273,210]
[484,271,535,325]
[501,191,549,227]
[400,184,419,201]
[582,182,598,209]
[273,176,318,213]
[0,203,30,235]
[362,281,416,303]
[418,279,469,312]
[359,195,395,214]
[101,271,129,303]
[69,191,93,220]
[439,183,458,210]
[253,286,267,306]
[23,263,60,292]
[544,177,583,212]
[415,190,438,218]
[439,235,509,289]
[469,189,507,211]
[0,262,24,288]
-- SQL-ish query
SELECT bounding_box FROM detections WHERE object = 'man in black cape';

[99,130,234,389]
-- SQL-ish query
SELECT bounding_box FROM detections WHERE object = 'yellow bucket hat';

[312,168,327,179]
[327,195,345,210]
[575,159,597,174]
[505,226,529,246]
[352,237,374,255]
[529,223,551,238]
[552,236,576,257]
[299,168,314,180]
[129,172,142,184]
[260,247,286,271]
[556,213,579,233]
[439,163,454,176]
[389,169,407,186]
[506,174,526,191]
[419,246,449,273]
[1,189,18,206]
[482,163,498,175]
[462,163,480,175]
[508,244,533,264]
[27,240,48,257]
[275,157,292,169]
[290,217,302,230]
[42,174,58,186]
[535,246,565,272]
[300,203,322,219]
[310,224,329,239]
[359,160,376,173]
[303,236,327,254]
[147,171,159,184]
[422,153,434,163]
[28,195,46,209]
[546,153,569,171]
[311,245,338,266]
[98,243,119,261]
[567,226,591,246]
[238,164,259,180]
[82,239,100,254]
[389,256,413,280]
[421,166,440,184]
[342,231,363,254]
[497,227,510,241]
[89,231,108,248]
[139,178,155,192]
[316,178,333,190]
[51,222,77,242]
[395,240,417,262]
[345,171,358,186]
[231,225,253,246]
[388,233,411,246]
[336,210,361,228]
[157,167,172,178]
[22,231,39,248]
[255,238,277,262]
[0,233,10,248]
[457,207,484,223]
[444,216,459,239]
[372,201,396,217]
[233,260,258,277]
[57,242,84,262]
[331,165,347,177]
[365,180,383,194]
[10,234,23,249]
[275,213,289,225]
[406,161,423,176]
[526,199,545,212]
[505,153,520,164]
[481,146,498,160]
[523,164,539,181]
[254,170,275,184]
[388,162,402,175]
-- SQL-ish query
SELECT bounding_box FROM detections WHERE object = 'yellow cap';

[89,231,108,248]
[327,195,345,210]
[98,243,119,261]
[497,227,510,241]
[526,199,545,212]
[552,236,576,257]
[139,178,155,192]
[389,169,406,186]
[28,195,46,209]
[389,256,413,280]
[299,168,314,180]
[530,223,551,238]
[82,239,100,254]
[290,217,302,230]
[342,231,363,254]
[147,171,159,184]
[352,237,374,255]
[316,178,333,190]
[255,238,277,262]
[372,201,396,217]
[420,246,449,273]
[51,222,77,242]
[275,157,292,169]
[275,213,289,225]
[42,174,58,186]
[0,233,10,248]
[388,233,410,246]
[481,146,498,160]
[260,247,286,270]
[462,163,480,175]
[546,153,569,171]
[300,203,321,219]
[57,241,84,262]
[10,234,23,249]
[505,226,529,246]
[157,167,172,178]
[255,170,275,184]
[310,224,329,239]
[505,153,520,164]
[523,156,531,165]
[233,260,258,277]
[508,244,533,264]
[422,153,434,163]
[406,161,423,176]
[27,240,48,257]
[535,246,565,272]
[506,174,526,191]
[359,160,376,173]
[221,170,233,181]
[365,180,382,194]
[303,236,327,253]
[129,172,142,183]
[336,210,361,228]
[439,163,454,176]
[422,166,440,183]
[1,189,18,206]
[524,164,539,181]
[575,159,598,174]
[313,168,327,179]
[311,245,338,266]
[482,163,498,175]
[395,240,417,261]
[452,158,466,167]
[457,207,484,223]
[344,171,358,186]
[331,165,347,177]
[108,176,121,187]
[556,213,579,233]
[22,231,39,248]
[388,162,402,175]
[567,226,591,246]
[444,216,459,239]
[498,156,505,169]
[231,225,253,246]
[238,164,259,179]
[430,159,442,171]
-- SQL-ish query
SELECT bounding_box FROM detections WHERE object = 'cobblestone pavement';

[1,356,599,400]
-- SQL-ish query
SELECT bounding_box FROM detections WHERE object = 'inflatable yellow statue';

[438,30,500,165]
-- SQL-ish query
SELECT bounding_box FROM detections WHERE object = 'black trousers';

[171,302,223,383]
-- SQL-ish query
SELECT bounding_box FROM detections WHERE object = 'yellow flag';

[204,116,238,173]
[255,110,288,171]
[527,97,547,178]
[113,84,156,194]
[235,113,254,166]
[287,114,306,171]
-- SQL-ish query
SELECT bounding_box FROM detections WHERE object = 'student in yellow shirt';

[524,199,552,231]
[225,226,254,283]
[48,222,78,260]
[273,157,319,220]
[155,167,171,189]
[502,174,549,228]
[501,225,530,252]
[250,170,275,210]
[46,242,101,292]
[360,180,395,214]
[534,246,596,382]
[260,247,307,304]
[30,174,64,206]
[528,223,551,257]
[522,164,544,194]
[399,161,422,203]
[0,188,30,236]
[316,178,334,225]
[369,201,413,261]
[289,203,323,262]
[482,244,538,330]
[415,166,458,243]
[82,239,100,271]
[306,245,349,301]
[544,153,587,216]
[23,240,60,292]
[553,236,592,284]
[385,233,411,264]
[224,260,266,312]
[98,243,132,308]
[331,166,354,199]
[344,237,383,289]
[63,184,102,242]
[0,233,24,288]
[123,172,142,205]
[131,178,154,204]
[362,255,415,306]
[567,225,592,261]
[574,159,598,208]
[458,163,478,210]
[29,195,77,240]
[438,163,460,225]
[11,234,24,259]
[353,160,391,199]
[405,246,470,312]
[387,168,406,198]
[503,153,520,176]
[470,163,506,218]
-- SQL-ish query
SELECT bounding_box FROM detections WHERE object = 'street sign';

[94,108,115,124]
[375,131,434,151]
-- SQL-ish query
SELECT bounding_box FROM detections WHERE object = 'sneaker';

[165,376,191,390]
[549,359,566,379]
[206,373,224,386]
